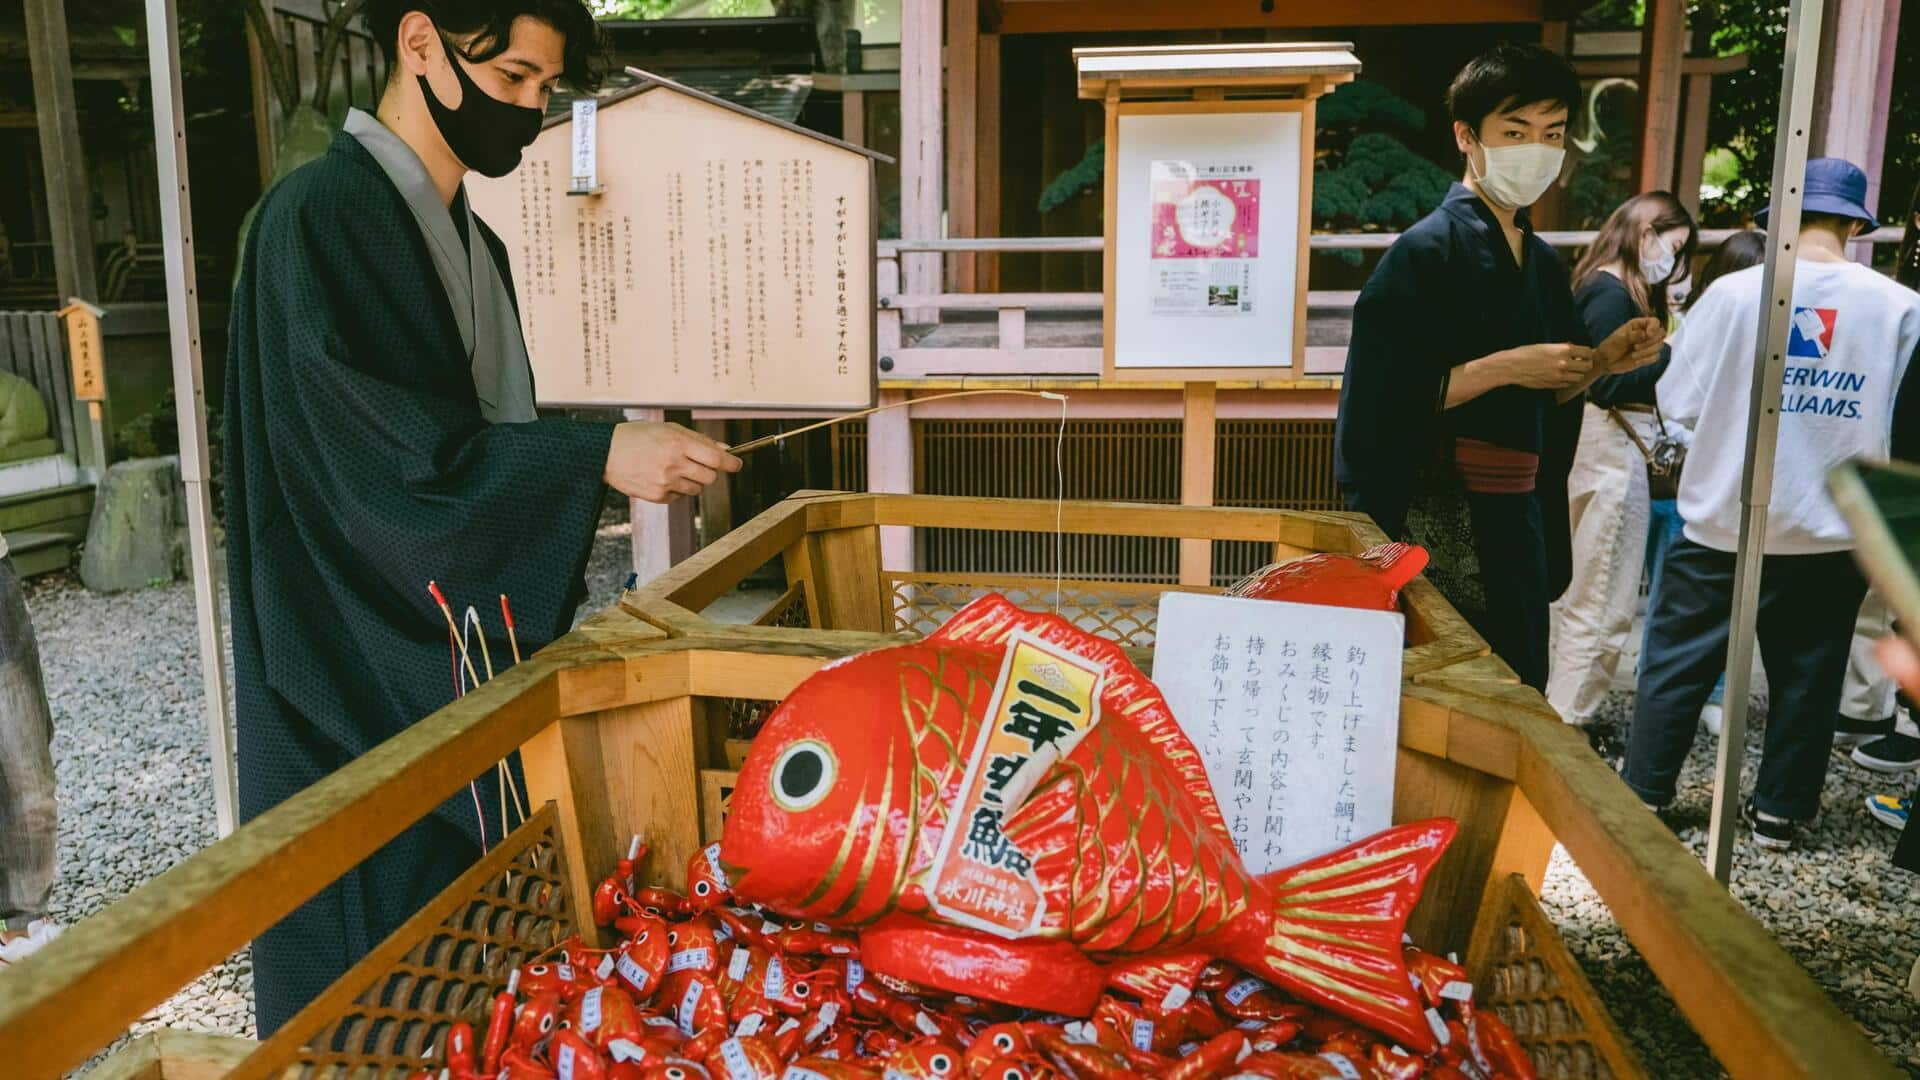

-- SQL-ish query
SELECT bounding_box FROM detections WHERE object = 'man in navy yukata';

[1335,43,1664,691]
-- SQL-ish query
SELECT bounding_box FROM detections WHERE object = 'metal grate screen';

[828,418,1339,584]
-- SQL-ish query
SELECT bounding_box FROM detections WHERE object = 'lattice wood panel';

[1471,874,1646,1080]
[250,807,575,1080]
[886,572,1218,647]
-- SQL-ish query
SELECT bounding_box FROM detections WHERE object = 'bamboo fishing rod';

[726,389,1068,455]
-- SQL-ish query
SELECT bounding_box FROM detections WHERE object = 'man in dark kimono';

[1334,43,1662,690]
[226,0,739,1032]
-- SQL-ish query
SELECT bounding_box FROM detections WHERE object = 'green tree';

[1310,81,1455,262]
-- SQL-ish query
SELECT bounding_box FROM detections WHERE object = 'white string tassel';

[1040,392,1068,615]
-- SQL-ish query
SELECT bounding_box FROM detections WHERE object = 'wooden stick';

[726,389,1068,455]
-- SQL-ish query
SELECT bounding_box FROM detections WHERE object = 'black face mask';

[418,36,543,178]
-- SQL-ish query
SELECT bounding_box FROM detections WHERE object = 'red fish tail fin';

[1237,819,1456,1053]
[1361,543,1429,590]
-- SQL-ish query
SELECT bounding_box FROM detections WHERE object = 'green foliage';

[116,390,224,515]
[1311,82,1455,261]
[1037,139,1105,214]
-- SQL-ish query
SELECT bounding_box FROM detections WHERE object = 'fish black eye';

[770,739,837,812]
[930,1053,952,1073]
[1004,1070,1023,1080]
[994,1033,1014,1051]
[695,881,711,896]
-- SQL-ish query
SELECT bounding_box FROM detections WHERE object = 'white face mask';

[1640,235,1677,285]
[1469,140,1565,209]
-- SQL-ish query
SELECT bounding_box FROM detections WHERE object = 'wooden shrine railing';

[873,227,1906,383]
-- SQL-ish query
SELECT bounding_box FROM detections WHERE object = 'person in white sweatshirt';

[1622,158,1920,851]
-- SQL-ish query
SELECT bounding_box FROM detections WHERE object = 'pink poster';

[1148,161,1260,315]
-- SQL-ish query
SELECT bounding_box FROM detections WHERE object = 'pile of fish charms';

[1224,543,1429,613]
[438,838,1535,1080]
[715,594,1483,1061]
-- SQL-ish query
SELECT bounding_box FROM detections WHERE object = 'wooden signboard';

[1077,44,1360,382]
[468,71,884,410]
[57,298,104,403]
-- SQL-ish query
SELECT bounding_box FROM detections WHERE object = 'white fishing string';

[1042,392,1068,615]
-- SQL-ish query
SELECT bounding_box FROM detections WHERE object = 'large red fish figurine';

[1226,542,1429,612]
[720,594,1454,1052]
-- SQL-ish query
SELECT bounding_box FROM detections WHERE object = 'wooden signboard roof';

[1076,42,1363,99]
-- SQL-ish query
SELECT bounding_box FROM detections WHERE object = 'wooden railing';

[873,228,1906,382]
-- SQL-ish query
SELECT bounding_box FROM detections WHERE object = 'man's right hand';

[604,422,743,503]
[1501,342,1595,389]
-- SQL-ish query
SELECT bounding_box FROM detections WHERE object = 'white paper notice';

[570,98,598,192]
[1152,593,1404,873]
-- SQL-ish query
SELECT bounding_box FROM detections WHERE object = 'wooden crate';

[0,495,1893,1080]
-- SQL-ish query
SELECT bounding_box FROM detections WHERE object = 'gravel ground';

[22,517,1920,1075]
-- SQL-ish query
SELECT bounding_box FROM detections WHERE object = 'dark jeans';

[1624,538,1867,819]
[0,555,55,925]
[1463,490,1552,690]
[1644,500,1724,705]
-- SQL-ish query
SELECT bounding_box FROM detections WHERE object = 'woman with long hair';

[1547,192,1697,745]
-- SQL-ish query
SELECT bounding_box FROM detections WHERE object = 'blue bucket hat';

[1755,157,1880,230]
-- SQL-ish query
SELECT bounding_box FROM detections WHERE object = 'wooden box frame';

[0,494,1894,1079]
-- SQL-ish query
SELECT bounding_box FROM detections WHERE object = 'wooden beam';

[866,389,914,571]
[1178,382,1217,586]
[946,0,980,292]
[1811,0,1902,259]
[977,32,1002,291]
[900,0,942,322]
[23,0,99,302]
[1633,0,1685,193]
[997,0,1540,34]
[1676,72,1713,214]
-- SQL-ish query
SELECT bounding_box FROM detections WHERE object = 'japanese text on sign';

[1151,594,1403,872]
[925,631,1106,937]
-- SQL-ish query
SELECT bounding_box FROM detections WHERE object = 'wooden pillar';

[627,408,695,584]
[1178,382,1217,586]
[695,419,733,546]
[841,88,867,146]
[867,389,913,571]
[1532,21,1571,229]
[946,0,979,292]
[1633,0,1686,194]
[1811,0,1902,259]
[977,32,1002,291]
[23,0,99,303]
[1675,73,1714,214]
[901,0,943,322]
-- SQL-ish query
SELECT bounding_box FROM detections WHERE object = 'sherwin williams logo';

[1787,306,1838,360]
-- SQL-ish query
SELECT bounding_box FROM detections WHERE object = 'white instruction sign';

[570,97,598,192]
[1151,594,1403,872]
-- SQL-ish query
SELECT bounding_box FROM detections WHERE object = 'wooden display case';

[0,494,1891,1079]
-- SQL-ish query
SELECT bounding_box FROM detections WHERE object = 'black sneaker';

[1852,732,1920,773]
[1835,713,1897,746]
[1583,720,1627,763]
[1743,798,1798,851]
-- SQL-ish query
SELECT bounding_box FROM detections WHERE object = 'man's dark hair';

[1803,210,1866,233]
[1445,43,1582,135]
[365,0,606,93]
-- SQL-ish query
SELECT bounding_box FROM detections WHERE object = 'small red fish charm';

[687,842,734,912]
[1226,543,1428,612]
[885,1035,967,1079]
[721,595,1454,1051]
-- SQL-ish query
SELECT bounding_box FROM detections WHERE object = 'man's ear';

[395,10,441,78]
[1451,119,1477,158]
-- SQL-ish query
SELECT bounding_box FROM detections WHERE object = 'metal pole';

[1705,0,1823,883]
[144,0,238,837]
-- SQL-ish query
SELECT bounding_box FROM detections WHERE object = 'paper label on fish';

[668,947,711,973]
[765,956,787,999]
[737,1013,766,1037]
[556,1041,581,1080]
[845,959,866,993]
[617,953,649,990]
[718,1038,753,1079]
[677,983,703,1035]
[1130,1018,1155,1051]
[1439,979,1474,1003]
[924,630,1106,937]
[579,986,603,1032]
[728,946,751,982]
[595,953,616,982]
[1318,1052,1363,1080]
[1224,976,1265,1006]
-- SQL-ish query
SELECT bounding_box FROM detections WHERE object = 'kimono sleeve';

[1334,238,1451,536]
[249,188,614,644]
